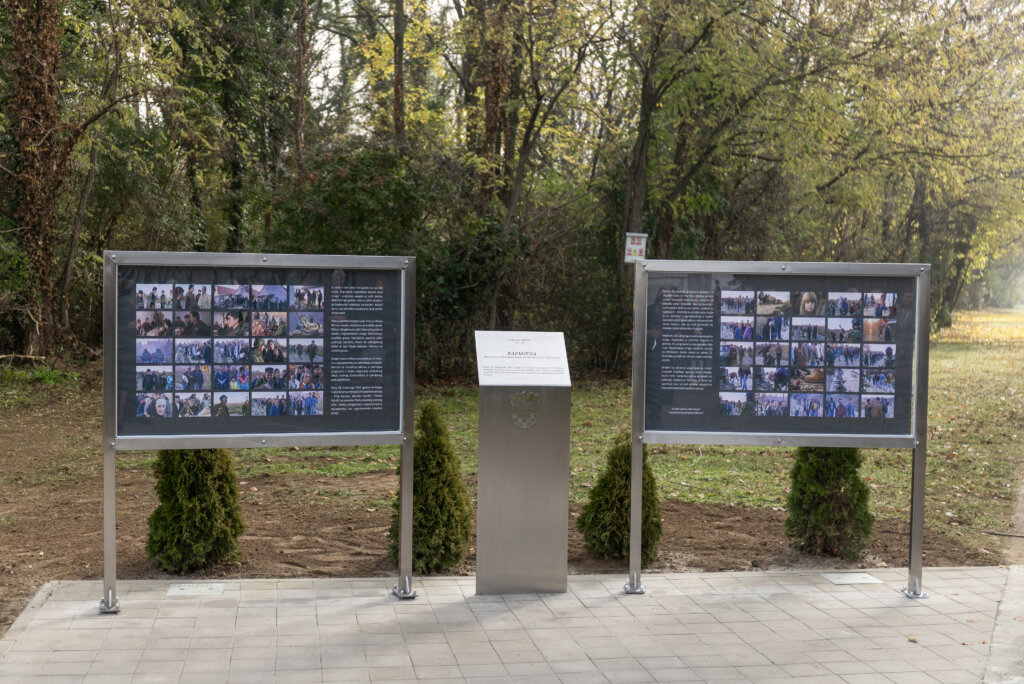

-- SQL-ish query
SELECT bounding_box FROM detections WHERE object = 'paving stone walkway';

[1,566,1022,683]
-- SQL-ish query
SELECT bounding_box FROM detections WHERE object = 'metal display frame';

[628,260,930,598]
[101,251,418,613]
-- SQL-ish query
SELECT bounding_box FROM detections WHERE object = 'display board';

[108,253,412,444]
[637,261,928,447]
[100,252,418,613]
[625,260,931,598]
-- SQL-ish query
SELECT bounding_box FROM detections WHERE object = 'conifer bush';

[785,446,873,559]
[576,429,662,565]
[388,401,472,573]
[146,448,245,573]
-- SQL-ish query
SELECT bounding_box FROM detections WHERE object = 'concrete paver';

[1,567,1021,683]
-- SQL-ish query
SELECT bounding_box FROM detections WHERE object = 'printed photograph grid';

[134,282,325,419]
[719,290,897,420]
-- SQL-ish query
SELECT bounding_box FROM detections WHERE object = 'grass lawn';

[4,308,1021,557]
[225,308,1024,558]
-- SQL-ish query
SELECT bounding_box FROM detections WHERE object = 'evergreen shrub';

[388,401,472,573]
[576,430,662,565]
[785,446,873,559]
[146,448,245,573]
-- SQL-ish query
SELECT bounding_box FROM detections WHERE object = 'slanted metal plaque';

[475,331,571,387]
[475,331,571,594]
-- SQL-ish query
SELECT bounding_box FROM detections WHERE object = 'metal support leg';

[100,442,119,613]
[100,255,119,613]
[903,442,927,599]
[392,261,416,600]
[624,436,645,594]
[904,266,930,599]
[625,262,646,595]
[393,437,416,599]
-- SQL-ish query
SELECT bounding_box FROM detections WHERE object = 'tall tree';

[5,0,64,354]
[3,0,172,353]
[393,0,406,149]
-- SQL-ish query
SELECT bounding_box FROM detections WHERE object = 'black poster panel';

[117,264,403,436]
[644,271,917,437]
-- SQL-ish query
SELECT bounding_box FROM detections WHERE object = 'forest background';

[2,0,1024,377]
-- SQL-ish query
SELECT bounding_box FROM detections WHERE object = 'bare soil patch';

[0,366,1007,636]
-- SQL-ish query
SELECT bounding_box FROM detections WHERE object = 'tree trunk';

[619,26,663,270]
[942,216,977,315]
[393,0,406,149]
[295,0,309,171]
[654,201,675,259]
[226,150,245,253]
[902,174,932,263]
[221,77,245,253]
[482,0,508,168]
[460,0,481,154]
[59,144,101,329]
[186,150,208,251]
[7,0,65,356]
[616,45,660,353]
[652,115,699,259]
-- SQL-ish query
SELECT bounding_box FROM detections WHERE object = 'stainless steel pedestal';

[477,385,570,594]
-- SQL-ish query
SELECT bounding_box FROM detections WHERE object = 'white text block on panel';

[475,331,571,387]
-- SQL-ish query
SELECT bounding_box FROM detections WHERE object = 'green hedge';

[576,430,662,565]
[388,401,472,573]
[785,446,873,559]
[146,448,245,573]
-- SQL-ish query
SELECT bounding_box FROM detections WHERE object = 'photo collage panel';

[718,290,897,419]
[133,281,325,419]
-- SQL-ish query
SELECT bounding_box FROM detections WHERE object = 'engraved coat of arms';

[509,391,540,429]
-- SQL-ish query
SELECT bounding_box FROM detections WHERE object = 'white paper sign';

[475,331,571,387]
[624,232,648,263]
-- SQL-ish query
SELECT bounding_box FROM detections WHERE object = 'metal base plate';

[392,586,417,600]
[392,576,417,600]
